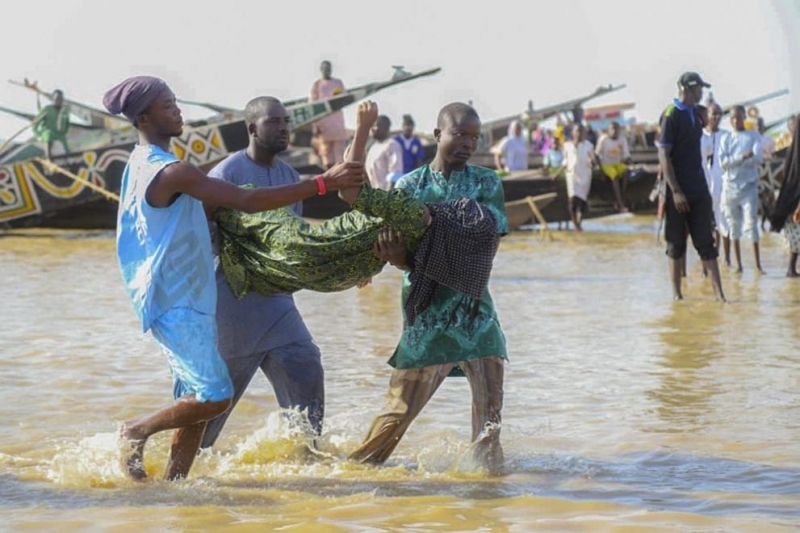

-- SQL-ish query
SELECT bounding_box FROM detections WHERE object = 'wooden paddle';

[33,157,120,202]
[0,114,45,154]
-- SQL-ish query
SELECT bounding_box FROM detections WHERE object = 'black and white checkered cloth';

[406,198,500,326]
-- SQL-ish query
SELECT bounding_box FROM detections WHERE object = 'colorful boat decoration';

[0,67,442,229]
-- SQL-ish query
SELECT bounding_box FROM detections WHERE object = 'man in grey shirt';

[201,96,337,447]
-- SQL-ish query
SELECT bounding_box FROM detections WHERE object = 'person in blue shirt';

[543,136,565,178]
[199,96,329,450]
[102,76,366,482]
[393,114,426,175]
[657,72,726,301]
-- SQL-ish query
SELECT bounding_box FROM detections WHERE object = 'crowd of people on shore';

[96,63,800,485]
[654,72,800,301]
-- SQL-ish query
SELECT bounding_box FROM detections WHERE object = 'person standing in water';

[349,102,508,473]
[657,72,726,301]
[103,76,365,481]
[700,102,731,265]
[719,105,764,273]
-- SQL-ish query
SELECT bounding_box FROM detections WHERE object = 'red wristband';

[315,174,327,196]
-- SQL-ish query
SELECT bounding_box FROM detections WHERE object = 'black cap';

[678,72,711,89]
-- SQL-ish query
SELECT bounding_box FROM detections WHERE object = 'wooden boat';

[505,193,557,232]
[8,79,131,131]
[0,101,135,165]
[0,67,442,229]
[480,84,626,150]
[178,66,443,150]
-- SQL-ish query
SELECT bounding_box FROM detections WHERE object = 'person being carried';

[595,121,632,212]
[310,60,349,168]
[347,102,508,473]
[562,124,595,231]
[103,76,366,482]
[657,72,726,301]
[33,89,70,159]
[365,114,404,190]
[212,102,434,300]
[394,114,426,175]
[207,105,503,473]
[719,105,764,273]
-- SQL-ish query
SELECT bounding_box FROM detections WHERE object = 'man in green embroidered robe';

[347,102,508,472]
[214,102,507,471]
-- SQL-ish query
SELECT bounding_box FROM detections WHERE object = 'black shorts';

[664,189,718,260]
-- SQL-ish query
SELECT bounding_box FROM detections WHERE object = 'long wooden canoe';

[0,68,442,229]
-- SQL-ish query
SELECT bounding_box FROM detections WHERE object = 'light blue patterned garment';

[116,144,216,331]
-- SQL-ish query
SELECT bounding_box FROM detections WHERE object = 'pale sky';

[0,0,797,140]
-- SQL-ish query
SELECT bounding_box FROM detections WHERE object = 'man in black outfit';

[657,72,726,301]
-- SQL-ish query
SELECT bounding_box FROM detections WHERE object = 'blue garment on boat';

[116,144,216,333]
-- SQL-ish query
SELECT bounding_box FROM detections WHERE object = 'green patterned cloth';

[214,186,428,297]
[390,164,509,371]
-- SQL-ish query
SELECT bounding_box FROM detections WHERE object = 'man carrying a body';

[104,77,365,481]
[201,96,328,449]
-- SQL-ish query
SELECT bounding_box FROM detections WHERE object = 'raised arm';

[148,158,366,214]
[338,101,378,204]
[348,101,377,162]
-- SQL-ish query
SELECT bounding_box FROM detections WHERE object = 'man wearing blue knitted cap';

[103,76,366,481]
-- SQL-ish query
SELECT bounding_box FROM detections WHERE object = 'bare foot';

[786,271,800,278]
[735,267,743,274]
[119,423,148,482]
[673,293,683,301]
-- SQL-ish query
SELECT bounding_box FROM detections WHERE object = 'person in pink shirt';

[310,60,349,168]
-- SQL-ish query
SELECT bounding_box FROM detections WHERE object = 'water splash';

[47,432,127,488]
